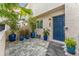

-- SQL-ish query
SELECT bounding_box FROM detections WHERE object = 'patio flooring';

[5,38,49,56]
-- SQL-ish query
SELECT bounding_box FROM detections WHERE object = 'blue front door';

[53,15,65,41]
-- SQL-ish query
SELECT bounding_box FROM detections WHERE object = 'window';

[36,21,39,28]
[36,20,43,28]
[40,20,43,28]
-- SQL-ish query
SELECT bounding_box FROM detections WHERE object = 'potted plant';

[0,3,32,42]
[25,29,30,39]
[43,28,50,41]
[19,29,30,41]
[65,37,77,54]
[28,16,37,38]
[19,29,25,41]
[6,19,19,42]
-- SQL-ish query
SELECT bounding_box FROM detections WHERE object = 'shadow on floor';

[46,41,65,56]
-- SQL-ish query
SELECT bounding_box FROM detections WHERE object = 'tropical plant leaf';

[0,10,18,19]
[19,7,32,16]
[0,3,32,32]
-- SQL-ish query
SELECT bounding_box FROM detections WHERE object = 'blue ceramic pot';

[25,35,29,39]
[9,33,16,42]
[31,32,36,38]
[67,46,76,54]
[20,35,25,41]
[44,36,48,41]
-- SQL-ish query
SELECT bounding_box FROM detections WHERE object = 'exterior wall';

[28,3,79,43]
[27,3,65,43]
[28,3,64,16]
[0,31,6,56]
[36,6,65,42]
[0,25,10,56]
[65,4,79,40]
[0,18,9,55]
[65,4,79,50]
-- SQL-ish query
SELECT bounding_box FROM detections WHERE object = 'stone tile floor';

[46,41,65,56]
[5,38,49,56]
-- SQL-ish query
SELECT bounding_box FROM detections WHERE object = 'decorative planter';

[67,46,76,54]
[31,32,36,38]
[19,35,25,41]
[25,35,29,39]
[9,33,16,42]
[43,36,48,41]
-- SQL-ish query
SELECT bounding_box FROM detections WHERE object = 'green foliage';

[0,3,19,19]
[0,10,18,20]
[0,3,32,33]
[0,3,32,20]
[0,22,5,25]
[19,7,32,16]
[3,19,19,33]
[43,28,50,36]
[65,37,77,48]
[0,3,19,10]
[28,16,37,32]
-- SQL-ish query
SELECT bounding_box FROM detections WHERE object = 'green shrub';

[65,37,77,48]
[28,16,37,32]
[43,28,50,36]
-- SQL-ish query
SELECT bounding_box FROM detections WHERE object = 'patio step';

[46,41,65,56]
